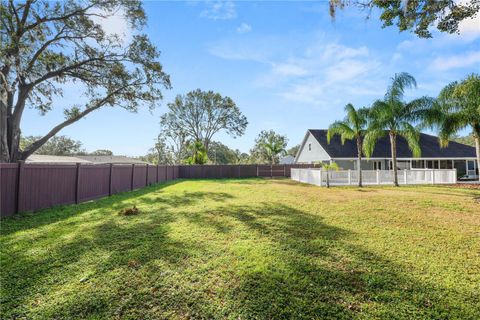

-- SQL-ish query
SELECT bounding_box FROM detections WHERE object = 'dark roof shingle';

[308,129,476,158]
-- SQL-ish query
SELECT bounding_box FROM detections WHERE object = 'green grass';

[1,179,479,319]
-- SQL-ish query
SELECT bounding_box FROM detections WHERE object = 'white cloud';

[201,1,236,20]
[429,51,480,72]
[209,34,390,107]
[91,8,131,43]
[237,23,252,34]
[457,15,480,41]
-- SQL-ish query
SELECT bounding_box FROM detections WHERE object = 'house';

[26,155,150,165]
[295,129,478,179]
[74,155,149,165]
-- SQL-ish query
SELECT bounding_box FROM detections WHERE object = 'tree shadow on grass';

[1,188,477,319]
[183,203,476,319]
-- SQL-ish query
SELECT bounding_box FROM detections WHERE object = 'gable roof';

[307,129,476,158]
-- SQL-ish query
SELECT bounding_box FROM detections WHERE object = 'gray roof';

[75,155,149,164]
[308,129,476,158]
[26,155,92,164]
[27,155,150,164]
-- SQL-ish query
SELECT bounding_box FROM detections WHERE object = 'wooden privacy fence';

[0,163,314,217]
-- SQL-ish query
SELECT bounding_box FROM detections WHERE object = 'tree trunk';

[326,170,330,188]
[356,138,362,187]
[0,91,9,162]
[474,128,480,182]
[390,132,399,186]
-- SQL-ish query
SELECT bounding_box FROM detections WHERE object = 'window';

[308,143,311,151]
[372,161,382,170]
[411,160,425,169]
[426,160,439,169]
[440,160,453,169]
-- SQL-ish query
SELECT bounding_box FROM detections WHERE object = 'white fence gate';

[290,168,457,186]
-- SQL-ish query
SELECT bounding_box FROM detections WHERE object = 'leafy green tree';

[185,140,209,165]
[251,130,288,164]
[20,135,84,156]
[329,0,480,38]
[328,103,369,187]
[90,149,113,156]
[286,144,300,157]
[207,141,240,164]
[424,73,480,180]
[160,89,248,153]
[1,0,170,162]
[141,135,174,165]
[363,72,429,186]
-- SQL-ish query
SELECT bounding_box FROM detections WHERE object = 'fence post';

[156,165,159,183]
[403,169,407,185]
[145,164,149,186]
[131,164,135,190]
[319,169,323,187]
[348,169,351,185]
[109,164,113,196]
[453,169,457,183]
[376,169,380,185]
[256,165,259,177]
[283,165,286,177]
[432,169,435,184]
[15,160,25,213]
[75,163,81,204]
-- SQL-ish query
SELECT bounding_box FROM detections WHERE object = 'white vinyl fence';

[291,168,457,186]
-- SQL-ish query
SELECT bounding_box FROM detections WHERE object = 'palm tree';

[423,73,480,181]
[320,162,339,188]
[327,103,369,187]
[363,72,428,186]
[262,137,286,165]
[185,140,209,165]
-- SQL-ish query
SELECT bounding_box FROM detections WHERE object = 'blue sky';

[22,1,480,155]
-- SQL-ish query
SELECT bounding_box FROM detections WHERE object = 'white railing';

[290,168,457,186]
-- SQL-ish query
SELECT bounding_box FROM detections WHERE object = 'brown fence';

[0,163,313,217]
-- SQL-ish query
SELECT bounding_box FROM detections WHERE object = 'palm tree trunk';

[474,132,480,182]
[390,132,399,186]
[357,138,362,187]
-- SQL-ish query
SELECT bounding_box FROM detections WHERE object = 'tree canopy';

[20,135,84,156]
[159,89,247,152]
[251,130,288,164]
[329,0,480,38]
[1,0,170,162]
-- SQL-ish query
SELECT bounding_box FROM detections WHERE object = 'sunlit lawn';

[1,179,479,319]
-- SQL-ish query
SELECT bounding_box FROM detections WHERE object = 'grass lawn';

[1,179,479,319]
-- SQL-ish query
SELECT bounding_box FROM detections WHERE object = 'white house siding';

[296,132,331,164]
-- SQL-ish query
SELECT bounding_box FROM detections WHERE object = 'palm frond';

[438,113,468,147]
[399,122,421,158]
[327,121,354,145]
[386,72,417,103]
[363,129,386,158]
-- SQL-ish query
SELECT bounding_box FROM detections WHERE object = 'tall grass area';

[1,179,479,319]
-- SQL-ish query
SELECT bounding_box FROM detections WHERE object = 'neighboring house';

[279,155,295,165]
[295,129,478,179]
[26,155,92,164]
[75,155,149,165]
[27,155,150,165]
